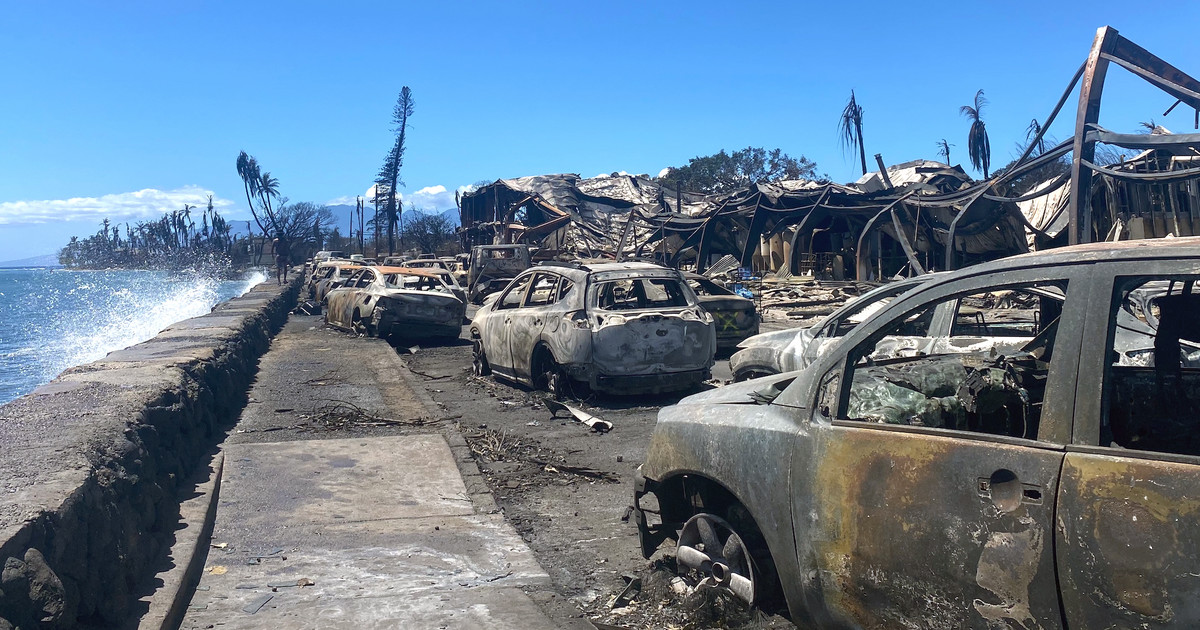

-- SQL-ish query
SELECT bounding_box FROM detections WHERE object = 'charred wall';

[0,278,300,629]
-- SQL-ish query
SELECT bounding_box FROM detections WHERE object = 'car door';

[332,269,367,327]
[351,269,377,323]
[487,273,533,375]
[1056,263,1200,629]
[508,272,560,379]
[790,268,1085,629]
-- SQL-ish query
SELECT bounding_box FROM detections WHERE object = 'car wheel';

[676,513,760,606]
[532,347,566,400]
[352,309,376,337]
[472,340,491,376]
[734,367,777,382]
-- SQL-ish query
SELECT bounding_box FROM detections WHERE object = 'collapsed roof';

[458,27,1200,281]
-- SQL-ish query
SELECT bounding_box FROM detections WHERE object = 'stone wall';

[0,278,300,629]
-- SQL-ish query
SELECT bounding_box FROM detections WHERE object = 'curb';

[389,349,500,514]
[138,449,224,630]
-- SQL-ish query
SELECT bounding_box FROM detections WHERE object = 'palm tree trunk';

[855,119,868,176]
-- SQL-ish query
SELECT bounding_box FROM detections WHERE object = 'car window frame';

[496,272,534,311]
[789,267,1089,448]
[1068,264,1200,465]
[523,272,562,308]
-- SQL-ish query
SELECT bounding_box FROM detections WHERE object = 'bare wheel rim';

[676,513,756,604]
[535,350,565,400]
[472,341,490,376]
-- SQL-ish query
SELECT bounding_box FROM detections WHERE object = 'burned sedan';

[311,261,363,302]
[470,261,716,396]
[325,266,465,339]
[633,238,1200,629]
[684,273,759,350]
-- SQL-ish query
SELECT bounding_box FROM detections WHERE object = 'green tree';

[839,90,868,175]
[658,147,819,194]
[960,89,992,178]
[236,152,276,237]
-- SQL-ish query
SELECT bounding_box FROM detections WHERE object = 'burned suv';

[470,261,716,396]
[634,238,1200,628]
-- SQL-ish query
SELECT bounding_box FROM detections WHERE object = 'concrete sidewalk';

[168,316,562,629]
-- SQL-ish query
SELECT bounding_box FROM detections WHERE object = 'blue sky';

[2,1,1198,260]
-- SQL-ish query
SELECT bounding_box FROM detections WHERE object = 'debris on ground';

[235,401,440,433]
[292,300,322,315]
[463,426,619,483]
[544,398,613,433]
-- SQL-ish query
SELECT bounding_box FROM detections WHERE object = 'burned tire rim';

[472,340,491,376]
[533,348,565,400]
[676,513,757,605]
[352,310,375,337]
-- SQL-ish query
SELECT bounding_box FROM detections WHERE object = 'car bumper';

[589,368,711,395]
[632,467,673,558]
[377,313,461,339]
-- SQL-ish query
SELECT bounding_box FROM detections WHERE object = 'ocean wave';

[0,268,268,405]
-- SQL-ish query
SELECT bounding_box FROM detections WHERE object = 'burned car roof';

[371,265,454,278]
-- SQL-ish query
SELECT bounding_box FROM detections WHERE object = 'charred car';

[729,275,938,380]
[470,261,716,396]
[467,244,532,304]
[324,266,465,339]
[684,273,759,350]
[310,261,363,302]
[634,238,1200,628]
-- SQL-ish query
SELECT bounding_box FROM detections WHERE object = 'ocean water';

[0,268,267,405]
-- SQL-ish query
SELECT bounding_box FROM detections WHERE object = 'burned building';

[458,27,1200,281]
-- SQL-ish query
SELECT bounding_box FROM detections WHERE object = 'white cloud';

[657,167,671,178]
[357,183,462,212]
[324,195,361,207]
[0,186,238,226]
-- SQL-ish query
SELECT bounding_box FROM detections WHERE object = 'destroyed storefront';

[457,166,1032,281]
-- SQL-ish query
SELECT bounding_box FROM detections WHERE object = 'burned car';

[467,243,532,304]
[470,261,715,396]
[633,238,1200,628]
[324,266,465,339]
[310,261,363,302]
[729,275,938,380]
[684,273,759,350]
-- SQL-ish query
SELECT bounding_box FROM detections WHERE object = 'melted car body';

[635,238,1200,629]
[310,262,363,302]
[471,261,716,395]
[325,266,465,339]
[685,273,760,350]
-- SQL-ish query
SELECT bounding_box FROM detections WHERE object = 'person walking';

[274,236,291,285]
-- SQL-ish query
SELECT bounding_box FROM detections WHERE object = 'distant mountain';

[325,204,459,231]
[0,254,62,268]
[225,205,459,238]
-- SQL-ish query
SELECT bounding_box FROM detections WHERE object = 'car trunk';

[591,310,712,375]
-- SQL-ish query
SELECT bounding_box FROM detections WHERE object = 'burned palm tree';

[936,139,953,165]
[839,90,868,176]
[960,89,991,178]
[1025,118,1047,156]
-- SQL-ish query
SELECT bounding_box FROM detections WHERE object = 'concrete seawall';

[0,278,300,629]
